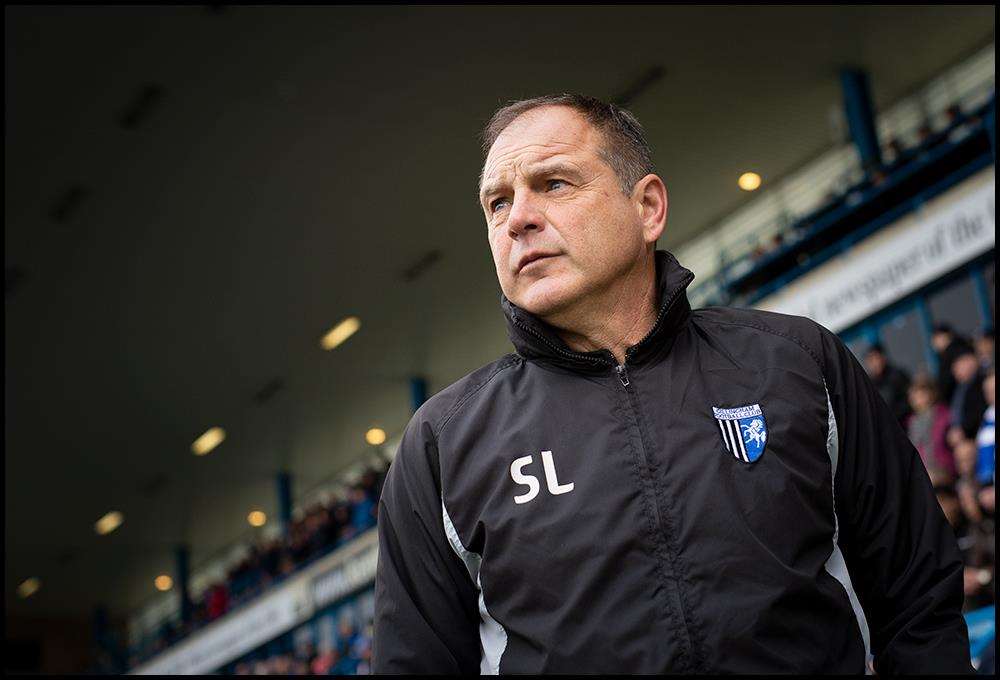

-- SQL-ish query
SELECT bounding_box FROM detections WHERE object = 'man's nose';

[506,192,545,240]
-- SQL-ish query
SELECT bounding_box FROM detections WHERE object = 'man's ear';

[633,174,667,246]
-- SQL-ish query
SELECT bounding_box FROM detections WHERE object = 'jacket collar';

[501,250,695,373]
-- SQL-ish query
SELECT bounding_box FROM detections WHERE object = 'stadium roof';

[5,5,994,620]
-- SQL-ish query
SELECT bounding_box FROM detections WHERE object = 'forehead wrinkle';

[479,140,588,198]
[478,105,605,197]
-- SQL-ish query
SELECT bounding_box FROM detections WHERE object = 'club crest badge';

[713,404,767,463]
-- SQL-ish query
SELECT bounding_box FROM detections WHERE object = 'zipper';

[618,369,661,530]
[510,273,700,670]
[617,353,700,672]
[515,306,671,541]
[614,277,700,672]
[616,363,630,387]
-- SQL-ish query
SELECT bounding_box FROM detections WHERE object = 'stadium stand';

[115,40,994,678]
[125,458,387,672]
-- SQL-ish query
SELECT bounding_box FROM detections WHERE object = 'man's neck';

[543,254,659,365]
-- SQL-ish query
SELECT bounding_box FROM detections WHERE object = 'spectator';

[907,374,955,484]
[951,346,988,441]
[944,103,979,144]
[308,507,331,557]
[290,656,309,675]
[932,324,972,403]
[958,489,995,611]
[206,582,229,621]
[916,121,935,150]
[975,329,995,369]
[310,648,337,675]
[290,521,311,565]
[352,625,374,675]
[885,137,906,165]
[359,469,379,502]
[322,501,345,548]
[952,376,996,616]
[271,653,292,675]
[956,437,981,483]
[939,478,994,613]
[333,499,354,541]
[864,344,911,424]
[977,365,995,487]
[333,619,361,675]
[349,486,376,534]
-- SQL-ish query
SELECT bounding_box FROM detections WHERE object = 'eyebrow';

[479,161,582,205]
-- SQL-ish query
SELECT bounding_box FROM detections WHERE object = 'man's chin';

[510,279,578,320]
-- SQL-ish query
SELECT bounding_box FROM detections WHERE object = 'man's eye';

[547,179,567,191]
[490,198,510,213]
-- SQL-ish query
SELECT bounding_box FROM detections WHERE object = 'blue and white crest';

[712,404,767,463]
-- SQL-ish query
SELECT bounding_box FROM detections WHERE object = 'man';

[951,346,988,441]
[373,94,971,674]
[933,323,972,404]
[863,343,912,425]
[977,365,995,486]
[975,328,995,369]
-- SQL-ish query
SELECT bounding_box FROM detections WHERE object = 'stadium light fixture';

[17,577,41,599]
[95,510,124,536]
[320,316,361,351]
[738,172,762,191]
[192,427,226,456]
[365,427,387,446]
[247,510,267,527]
[154,575,173,592]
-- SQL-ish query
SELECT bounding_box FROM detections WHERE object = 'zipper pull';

[616,363,630,388]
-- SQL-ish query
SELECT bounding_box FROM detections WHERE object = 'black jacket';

[937,337,973,405]
[872,363,911,425]
[952,372,988,441]
[373,251,971,674]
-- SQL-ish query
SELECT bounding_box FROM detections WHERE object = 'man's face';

[975,335,994,362]
[931,332,951,353]
[864,351,886,379]
[951,353,979,384]
[479,106,651,319]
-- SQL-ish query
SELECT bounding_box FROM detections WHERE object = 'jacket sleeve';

[372,415,482,674]
[817,325,973,674]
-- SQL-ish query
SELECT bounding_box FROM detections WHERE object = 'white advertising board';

[131,528,378,675]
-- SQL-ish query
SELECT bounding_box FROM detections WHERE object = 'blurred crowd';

[230,610,374,676]
[129,463,386,668]
[748,99,988,264]
[864,325,995,614]
[222,469,383,613]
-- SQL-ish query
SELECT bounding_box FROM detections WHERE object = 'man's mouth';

[516,252,561,273]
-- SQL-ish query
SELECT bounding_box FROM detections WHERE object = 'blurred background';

[4,5,995,675]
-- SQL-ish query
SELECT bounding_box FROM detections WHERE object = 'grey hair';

[480,93,654,195]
